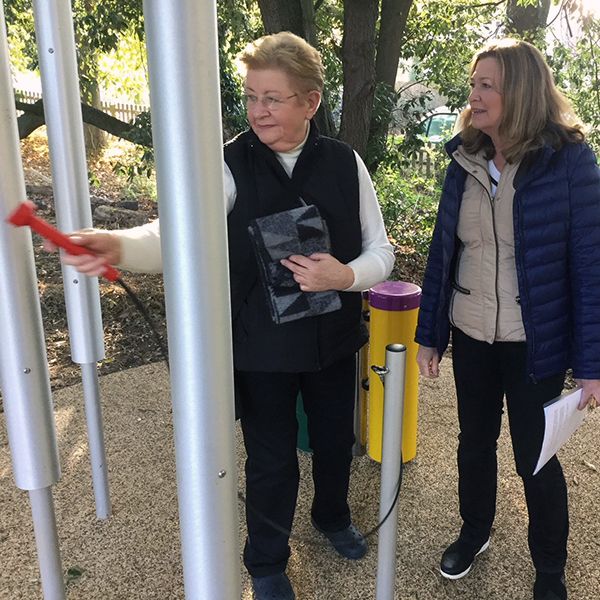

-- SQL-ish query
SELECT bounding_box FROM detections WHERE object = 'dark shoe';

[533,572,567,600]
[251,573,295,600]
[312,518,367,560]
[439,537,490,579]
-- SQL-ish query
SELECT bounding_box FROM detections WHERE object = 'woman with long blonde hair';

[416,38,599,600]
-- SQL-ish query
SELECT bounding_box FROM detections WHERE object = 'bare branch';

[454,0,506,9]
[15,98,151,147]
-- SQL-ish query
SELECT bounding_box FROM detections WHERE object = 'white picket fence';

[14,88,149,123]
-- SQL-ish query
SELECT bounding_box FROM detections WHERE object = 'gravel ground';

[1,361,599,600]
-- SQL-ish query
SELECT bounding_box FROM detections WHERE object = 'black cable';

[116,277,169,371]
[240,458,403,547]
[362,457,404,540]
[118,276,405,545]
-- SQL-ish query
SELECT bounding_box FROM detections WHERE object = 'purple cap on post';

[369,281,421,311]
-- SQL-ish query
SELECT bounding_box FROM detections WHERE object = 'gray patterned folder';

[248,204,342,324]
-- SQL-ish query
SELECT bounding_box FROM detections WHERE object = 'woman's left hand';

[575,378,600,410]
[281,253,355,292]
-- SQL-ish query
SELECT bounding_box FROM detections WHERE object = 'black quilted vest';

[224,122,367,372]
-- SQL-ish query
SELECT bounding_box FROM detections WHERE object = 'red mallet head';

[7,200,36,227]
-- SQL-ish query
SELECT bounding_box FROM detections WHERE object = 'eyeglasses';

[243,93,298,111]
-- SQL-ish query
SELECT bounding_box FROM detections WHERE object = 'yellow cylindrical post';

[367,281,421,463]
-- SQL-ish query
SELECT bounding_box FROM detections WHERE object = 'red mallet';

[7,201,120,282]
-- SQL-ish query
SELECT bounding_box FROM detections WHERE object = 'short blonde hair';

[237,31,325,93]
[459,38,584,162]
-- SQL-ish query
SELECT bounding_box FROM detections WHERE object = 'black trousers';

[237,354,356,577]
[452,327,568,574]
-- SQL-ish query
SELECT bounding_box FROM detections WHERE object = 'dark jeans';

[452,327,568,574]
[237,354,356,577]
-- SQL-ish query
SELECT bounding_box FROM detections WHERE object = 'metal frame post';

[0,5,64,598]
[376,344,406,600]
[142,2,240,598]
[32,0,110,519]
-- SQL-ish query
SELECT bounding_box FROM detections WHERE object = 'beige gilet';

[449,146,525,343]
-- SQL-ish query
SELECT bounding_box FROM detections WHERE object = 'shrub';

[373,165,442,284]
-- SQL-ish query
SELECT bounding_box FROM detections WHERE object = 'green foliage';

[3,0,143,71]
[112,110,154,180]
[549,13,600,153]
[373,164,442,262]
[365,82,399,168]
[217,1,261,137]
[72,1,144,105]
[313,0,345,125]
[3,0,36,70]
[120,171,157,202]
[402,0,501,112]
[97,26,148,104]
[372,87,435,170]
[73,0,143,56]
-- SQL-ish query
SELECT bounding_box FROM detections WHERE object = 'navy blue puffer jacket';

[415,134,600,381]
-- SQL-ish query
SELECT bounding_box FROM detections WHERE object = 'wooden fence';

[14,89,149,123]
[407,147,447,177]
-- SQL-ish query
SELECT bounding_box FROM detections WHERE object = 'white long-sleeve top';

[113,143,394,292]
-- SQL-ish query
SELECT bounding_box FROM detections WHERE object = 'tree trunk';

[338,0,379,157]
[301,0,334,136]
[375,0,413,88]
[367,0,414,170]
[299,0,317,46]
[82,80,106,154]
[256,0,304,36]
[79,0,106,155]
[506,0,551,42]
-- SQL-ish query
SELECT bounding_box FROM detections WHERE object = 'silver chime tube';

[32,0,110,519]
[142,1,240,598]
[376,344,406,600]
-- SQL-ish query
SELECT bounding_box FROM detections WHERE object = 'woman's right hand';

[416,345,440,378]
[43,230,122,277]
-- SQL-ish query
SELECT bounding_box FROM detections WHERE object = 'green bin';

[296,394,312,453]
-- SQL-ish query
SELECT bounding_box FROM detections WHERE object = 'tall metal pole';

[376,344,406,600]
[32,0,110,519]
[142,2,240,599]
[0,5,64,598]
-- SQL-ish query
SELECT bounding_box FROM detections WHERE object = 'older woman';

[56,32,394,600]
[415,39,600,600]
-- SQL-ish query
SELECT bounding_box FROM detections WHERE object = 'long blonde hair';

[459,38,584,162]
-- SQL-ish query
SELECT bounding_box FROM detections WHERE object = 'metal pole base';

[81,362,111,519]
[29,487,66,600]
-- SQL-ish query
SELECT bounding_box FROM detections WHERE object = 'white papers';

[533,388,587,476]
